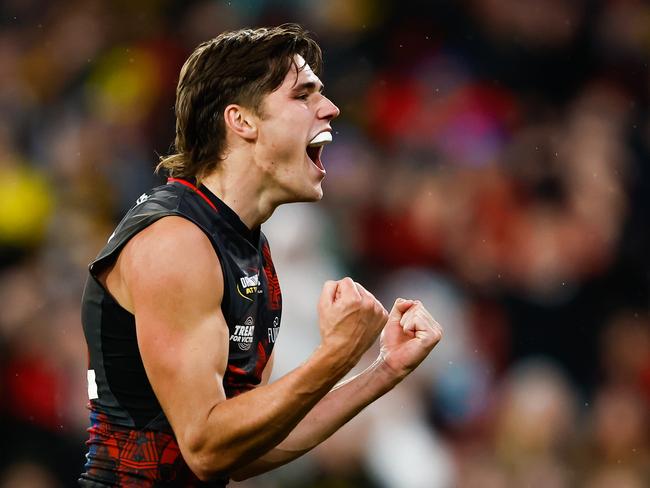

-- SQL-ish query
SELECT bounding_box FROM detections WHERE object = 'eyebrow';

[291,81,324,93]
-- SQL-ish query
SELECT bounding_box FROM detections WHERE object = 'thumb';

[388,298,414,322]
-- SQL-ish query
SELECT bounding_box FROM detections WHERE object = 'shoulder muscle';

[121,216,223,312]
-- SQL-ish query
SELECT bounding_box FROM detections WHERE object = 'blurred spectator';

[576,385,650,485]
[599,310,650,403]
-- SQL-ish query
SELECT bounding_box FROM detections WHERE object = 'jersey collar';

[167,178,261,247]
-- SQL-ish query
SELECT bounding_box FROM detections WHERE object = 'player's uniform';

[79,178,282,487]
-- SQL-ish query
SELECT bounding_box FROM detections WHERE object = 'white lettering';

[268,327,280,343]
[87,370,98,400]
[240,274,260,288]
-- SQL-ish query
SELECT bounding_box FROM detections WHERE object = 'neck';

[198,157,276,230]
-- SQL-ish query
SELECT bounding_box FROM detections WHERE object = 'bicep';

[121,217,230,445]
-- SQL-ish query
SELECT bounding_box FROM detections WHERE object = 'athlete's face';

[253,55,340,203]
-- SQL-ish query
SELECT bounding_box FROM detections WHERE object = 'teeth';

[308,132,332,147]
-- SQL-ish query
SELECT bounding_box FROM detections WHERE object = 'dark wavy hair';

[157,23,323,180]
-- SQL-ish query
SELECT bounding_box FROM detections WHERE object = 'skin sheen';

[99,54,443,482]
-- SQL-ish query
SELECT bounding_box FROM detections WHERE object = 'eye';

[296,93,309,101]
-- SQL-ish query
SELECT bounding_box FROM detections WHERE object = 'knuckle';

[322,280,335,291]
[349,295,362,307]
[432,326,443,341]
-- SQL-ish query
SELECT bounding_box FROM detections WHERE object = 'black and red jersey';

[79,178,282,486]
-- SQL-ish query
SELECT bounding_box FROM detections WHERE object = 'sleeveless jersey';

[79,178,282,487]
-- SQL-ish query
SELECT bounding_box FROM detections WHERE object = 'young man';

[80,24,442,486]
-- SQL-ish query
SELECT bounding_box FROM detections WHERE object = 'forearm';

[229,355,400,480]
[188,346,352,479]
[278,356,399,452]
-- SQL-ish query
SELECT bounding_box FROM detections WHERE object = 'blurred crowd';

[0,0,648,486]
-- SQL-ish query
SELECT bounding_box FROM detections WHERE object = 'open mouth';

[306,132,332,172]
[306,145,324,170]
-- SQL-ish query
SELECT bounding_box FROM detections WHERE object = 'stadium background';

[0,0,648,486]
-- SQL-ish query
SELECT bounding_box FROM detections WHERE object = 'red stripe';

[167,178,217,212]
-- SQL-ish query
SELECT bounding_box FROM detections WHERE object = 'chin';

[292,191,323,204]
[306,185,324,202]
[307,182,324,201]
[283,183,323,204]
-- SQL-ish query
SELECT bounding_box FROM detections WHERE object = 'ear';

[223,104,257,142]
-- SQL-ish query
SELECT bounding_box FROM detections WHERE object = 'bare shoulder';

[120,216,224,315]
[123,216,216,270]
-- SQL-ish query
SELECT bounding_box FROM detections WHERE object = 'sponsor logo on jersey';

[136,193,150,205]
[230,316,255,350]
[268,316,280,344]
[108,193,150,243]
[237,272,262,301]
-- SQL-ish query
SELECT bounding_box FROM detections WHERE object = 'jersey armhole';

[89,212,231,316]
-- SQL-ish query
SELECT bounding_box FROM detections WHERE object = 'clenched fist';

[318,278,388,368]
[379,299,442,380]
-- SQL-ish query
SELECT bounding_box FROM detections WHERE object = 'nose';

[318,95,340,121]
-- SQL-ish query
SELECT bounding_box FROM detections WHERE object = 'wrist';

[310,344,355,381]
[375,353,409,386]
[368,355,403,393]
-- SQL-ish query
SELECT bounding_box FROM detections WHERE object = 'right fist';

[317,278,388,366]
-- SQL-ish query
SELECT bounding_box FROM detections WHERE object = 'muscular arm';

[110,217,388,481]
[230,355,398,480]
[230,298,439,481]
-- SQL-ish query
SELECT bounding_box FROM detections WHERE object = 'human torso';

[79,179,282,487]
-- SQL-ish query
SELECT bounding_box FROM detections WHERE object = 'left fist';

[379,299,443,379]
